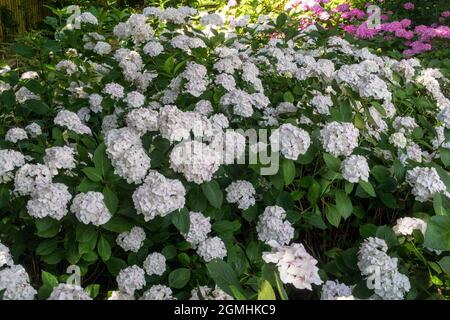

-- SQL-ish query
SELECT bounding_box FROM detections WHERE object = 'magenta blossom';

[442,11,450,18]
[403,2,415,10]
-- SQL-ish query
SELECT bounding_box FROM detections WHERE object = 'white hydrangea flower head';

[0,149,25,183]
[200,13,224,26]
[27,183,72,220]
[108,290,134,300]
[182,211,211,246]
[143,41,164,57]
[341,155,370,183]
[209,113,229,131]
[270,123,311,160]
[78,11,98,25]
[215,73,236,91]
[14,164,52,196]
[393,217,427,236]
[357,237,410,300]
[116,226,146,253]
[0,242,13,267]
[210,131,246,165]
[0,264,36,300]
[143,252,166,276]
[170,140,221,184]
[220,89,254,118]
[262,242,323,290]
[438,108,450,129]
[132,170,186,221]
[103,83,125,100]
[93,41,112,55]
[392,116,418,134]
[56,60,77,75]
[54,110,92,135]
[321,280,353,300]
[194,100,213,116]
[182,62,209,97]
[310,93,333,115]
[158,105,194,142]
[196,236,227,262]
[116,265,146,295]
[15,86,39,103]
[389,132,408,149]
[43,146,76,175]
[89,93,103,113]
[320,122,359,157]
[256,205,294,245]
[104,127,150,184]
[48,284,92,300]
[406,167,447,202]
[190,286,234,300]
[71,192,111,226]
[24,122,42,138]
[225,180,256,210]
[140,285,174,300]
[125,107,159,135]
[5,127,28,143]
[125,91,145,109]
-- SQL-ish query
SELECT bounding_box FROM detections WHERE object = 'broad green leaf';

[376,226,399,247]
[257,280,276,300]
[168,268,191,289]
[103,186,118,214]
[41,270,58,288]
[206,260,242,296]
[201,180,223,208]
[82,167,102,182]
[326,204,341,227]
[424,216,450,251]
[282,159,296,186]
[359,181,376,197]
[171,209,190,234]
[36,218,60,238]
[335,190,353,218]
[36,239,58,256]
[102,216,134,233]
[323,153,341,172]
[97,236,111,262]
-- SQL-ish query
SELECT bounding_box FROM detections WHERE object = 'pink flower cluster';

[291,1,450,56]
[403,2,415,10]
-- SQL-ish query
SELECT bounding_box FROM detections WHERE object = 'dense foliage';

[0,3,449,301]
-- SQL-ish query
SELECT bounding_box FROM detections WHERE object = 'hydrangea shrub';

[0,6,450,300]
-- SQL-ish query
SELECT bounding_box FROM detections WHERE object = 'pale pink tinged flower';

[403,2,415,10]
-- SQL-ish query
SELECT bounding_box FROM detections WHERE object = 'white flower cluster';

[170,140,221,184]
[0,264,36,300]
[196,236,227,262]
[48,284,92,300]
[190,286,233,300]
[27,182,72,220]
[125,107,159,135]
[270,123,311,160]
[140,284,175,300]
[5,127,28,143]
[0,242,13,267]
[393,217,427,236]
[262,242,323,290]
[320,280,353,300]
[54,110,92,135]
[132,170,186,221]
[182,211,211,246]
[70,192,112,226]
[116,226,146,253]
[116,265,146,295]
[341,155,370,183]
[0,149,25,183]
[256,206,294,245]
[14,164,52,196]
[357,237,410,300]
[320,122,359,157]
[405,167,447,202]
[225,180,256,210]
[43,146,76,175]
[25,122,42,137]
[105,127,151,184]
[143,252,166,276]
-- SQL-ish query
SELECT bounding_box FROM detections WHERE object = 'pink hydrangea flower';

[403,2,415,10]
[441,11,450,18]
